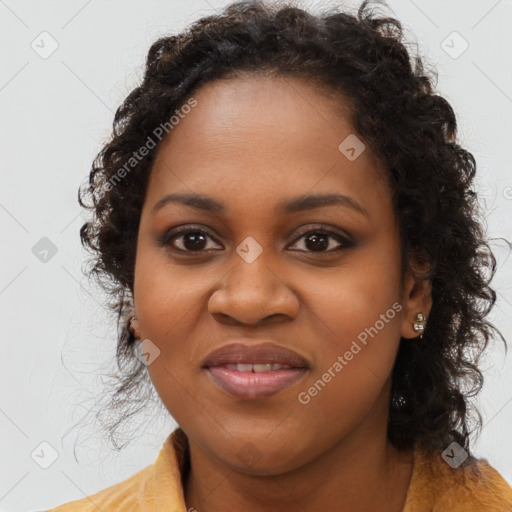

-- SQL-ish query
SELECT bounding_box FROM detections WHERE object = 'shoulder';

[45,463,155,512]
[404,444,512,512]
[44,428,188,512]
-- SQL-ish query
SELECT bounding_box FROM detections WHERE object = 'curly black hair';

[76,0,507,455]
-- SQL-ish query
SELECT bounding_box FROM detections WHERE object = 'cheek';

[306,249,403,354]
[145,360,215,443]
[133,256,217,412]
[134,253,211,342]
[296,247,403,415]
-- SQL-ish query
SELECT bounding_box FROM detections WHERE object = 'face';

[131,74,431,475]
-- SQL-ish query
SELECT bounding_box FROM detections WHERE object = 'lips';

[202,342,310,400]
[202,342,309,369]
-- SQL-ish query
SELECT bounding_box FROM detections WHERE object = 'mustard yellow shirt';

[46,428,512,511]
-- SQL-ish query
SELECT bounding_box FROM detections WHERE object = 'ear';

[399,254,432,340]
[129,314,141,340]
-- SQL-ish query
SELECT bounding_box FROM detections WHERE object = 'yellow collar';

[152,428,512,512]
[49,427,512,511]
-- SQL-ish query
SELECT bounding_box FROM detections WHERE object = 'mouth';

[202,342,310,400]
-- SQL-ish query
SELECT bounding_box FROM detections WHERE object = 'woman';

[47,0,512,510]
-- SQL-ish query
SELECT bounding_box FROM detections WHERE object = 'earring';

[413,312,426,339]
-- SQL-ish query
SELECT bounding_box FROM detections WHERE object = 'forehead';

[145,74,390,219]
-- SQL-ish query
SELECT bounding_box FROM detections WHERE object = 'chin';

[212,436,310,476]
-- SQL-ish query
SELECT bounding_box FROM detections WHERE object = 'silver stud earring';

[413,312,426,339]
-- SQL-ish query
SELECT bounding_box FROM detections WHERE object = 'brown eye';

[158,224,355,256]
[288,228,355,254]
[176,231,209,251]
[159,226,222,253]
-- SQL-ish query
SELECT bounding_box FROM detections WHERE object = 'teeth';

[236,364,254,372]
[234,363,293,372]
[272,363,291,370]
[253,363,272,372]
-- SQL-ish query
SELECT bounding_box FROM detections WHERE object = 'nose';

[208,252,300,326]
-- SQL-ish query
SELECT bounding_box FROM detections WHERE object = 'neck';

[183,394,414,512]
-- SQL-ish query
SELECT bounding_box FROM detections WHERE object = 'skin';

[130,74,432,512]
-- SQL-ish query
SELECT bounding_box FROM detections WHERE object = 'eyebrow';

[151,192,369,218]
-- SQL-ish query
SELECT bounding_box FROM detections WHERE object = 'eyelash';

[158,224,355,255]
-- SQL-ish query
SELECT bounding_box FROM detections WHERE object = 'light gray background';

[1,1,511,510]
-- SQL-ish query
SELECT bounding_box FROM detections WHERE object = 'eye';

[158,224,355,255]
[288,227,355,254]
[158,225,222,253]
